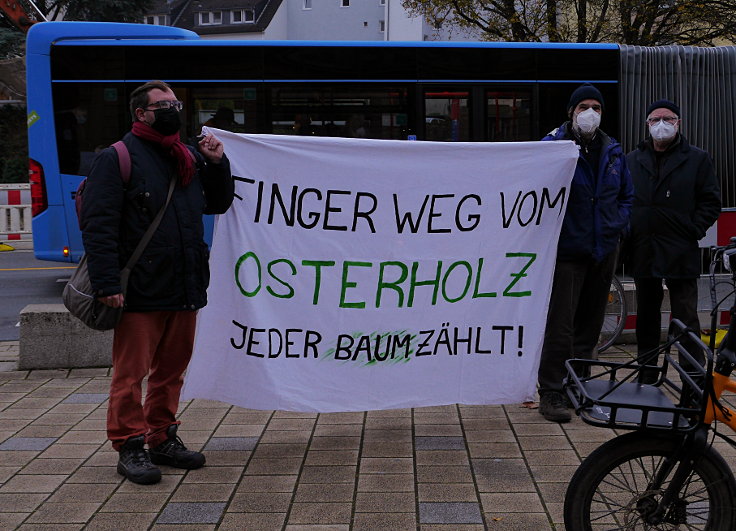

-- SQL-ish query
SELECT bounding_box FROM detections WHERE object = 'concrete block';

[19,304,112,370]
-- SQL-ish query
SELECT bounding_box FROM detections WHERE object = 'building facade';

[143,0,481,41]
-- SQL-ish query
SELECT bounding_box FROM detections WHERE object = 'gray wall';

[286,0,386,41]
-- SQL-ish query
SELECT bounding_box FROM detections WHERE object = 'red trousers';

[107,310,197,451]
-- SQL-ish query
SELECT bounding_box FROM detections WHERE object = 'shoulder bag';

[62,176,176,331]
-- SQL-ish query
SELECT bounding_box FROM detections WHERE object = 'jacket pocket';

[128,245,179,302]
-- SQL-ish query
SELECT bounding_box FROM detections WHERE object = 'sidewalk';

[0,342,660,529]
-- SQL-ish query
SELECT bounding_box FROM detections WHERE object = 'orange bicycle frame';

[704,371,736,427]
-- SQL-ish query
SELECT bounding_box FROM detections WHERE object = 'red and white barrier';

[0,184,32,242]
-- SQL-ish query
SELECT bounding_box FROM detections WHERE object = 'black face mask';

[151,107,181,135]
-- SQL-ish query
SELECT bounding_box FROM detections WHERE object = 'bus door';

[50,82,130,261]
[422,87,533,142]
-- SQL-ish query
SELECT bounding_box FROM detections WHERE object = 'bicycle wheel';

[597,275,627,353]
[564,431,736,530]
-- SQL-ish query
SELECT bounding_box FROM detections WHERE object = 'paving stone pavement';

[2,340,735,530]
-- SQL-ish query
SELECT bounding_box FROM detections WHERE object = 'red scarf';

[131,121,195,186]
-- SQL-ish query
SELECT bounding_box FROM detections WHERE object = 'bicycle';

[598,275,628,353]
[563,241,736,530]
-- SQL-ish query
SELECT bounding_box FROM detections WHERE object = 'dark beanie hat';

[646,99,680,118]
[568,83,604,112]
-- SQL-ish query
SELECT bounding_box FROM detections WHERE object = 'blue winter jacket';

[543,123,633,262]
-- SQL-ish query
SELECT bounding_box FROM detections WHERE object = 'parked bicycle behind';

[597,275,628,354]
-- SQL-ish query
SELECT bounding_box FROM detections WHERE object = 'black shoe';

[637,366,659,385]
[117,436,161,485]
[149,424,206,470]
[539,392,572,423]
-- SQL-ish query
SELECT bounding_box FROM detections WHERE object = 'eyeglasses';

[143,100,183,112]
[646,116,678,125]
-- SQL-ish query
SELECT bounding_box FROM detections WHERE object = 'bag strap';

[112,140,131,184]
[119,176,176,293]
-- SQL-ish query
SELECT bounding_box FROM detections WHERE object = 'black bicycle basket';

[564,320,708,432]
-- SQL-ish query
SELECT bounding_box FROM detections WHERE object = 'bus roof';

[28,21,620,54]
[27,21,198,54]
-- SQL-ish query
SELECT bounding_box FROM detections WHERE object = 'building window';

[341,0,350,6]
[303,0,312,8]
[145,15,168,25]
[379,20,385,32]
[380,0,386,4]
[232,9,255,23]
[199,11,222,25]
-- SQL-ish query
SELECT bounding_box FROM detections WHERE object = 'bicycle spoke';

[584,454,720,530]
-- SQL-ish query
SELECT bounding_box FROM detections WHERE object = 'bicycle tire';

[597,275,627,353]
[564,431,736,530]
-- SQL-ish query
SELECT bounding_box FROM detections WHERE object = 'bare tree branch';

[402,0,736,44]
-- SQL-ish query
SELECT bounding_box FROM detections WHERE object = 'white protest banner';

[181,132,578,412]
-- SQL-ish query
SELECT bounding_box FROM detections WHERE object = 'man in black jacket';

[80,80,234,484]
[627,99,720,380]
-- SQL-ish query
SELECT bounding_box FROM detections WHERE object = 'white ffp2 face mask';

[574,108,601,135]
[649,120,677,142]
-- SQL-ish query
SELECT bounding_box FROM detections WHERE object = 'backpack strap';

[112,140,131,184]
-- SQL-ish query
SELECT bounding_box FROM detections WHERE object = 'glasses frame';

[646,116,679,125]
[143,100,184,112]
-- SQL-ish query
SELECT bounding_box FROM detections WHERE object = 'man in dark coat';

[537,83,634,422]
[80,80,234,484]
[627,99,720,378]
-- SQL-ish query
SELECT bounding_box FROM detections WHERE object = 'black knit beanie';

[567,83,604,113]
[646,99,680,118]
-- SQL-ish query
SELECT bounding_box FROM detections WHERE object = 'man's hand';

[98,293,124,308]
[197,133,224,164]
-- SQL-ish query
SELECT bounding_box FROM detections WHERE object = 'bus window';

[52,82,129,176]
[424,90,470,142]
[189,86,259,136]
[486,90,532,141]
[269,86,409,140]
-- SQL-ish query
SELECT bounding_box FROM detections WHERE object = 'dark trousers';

[537,251,618,394]
[634,277,704,365]
[107,310,197,451]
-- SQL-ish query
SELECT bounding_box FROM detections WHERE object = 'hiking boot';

[117,435,161,485]
[149,425,206,470]
[539,392,572,423]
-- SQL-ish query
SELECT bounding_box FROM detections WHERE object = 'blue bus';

[25,22,736,262]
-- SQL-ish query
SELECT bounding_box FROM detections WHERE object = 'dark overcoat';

[627,136,721,279]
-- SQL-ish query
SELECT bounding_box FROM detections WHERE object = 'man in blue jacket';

[537,83,634,422]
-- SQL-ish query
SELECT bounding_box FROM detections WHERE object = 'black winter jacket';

[80,132,234,311]
[627,135,720,279]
